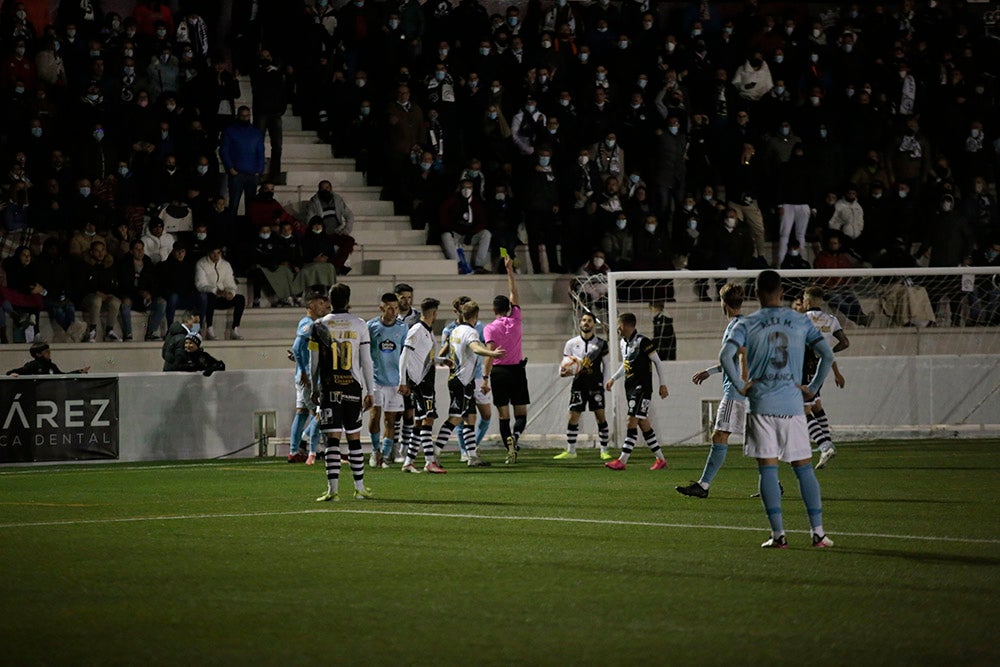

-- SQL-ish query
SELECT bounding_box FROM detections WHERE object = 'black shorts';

[403,392,414,412]
[448,377,476,418]
[569,388,605,413]
[411,376,437,421]
[318,380,364,434]
[491,363,530,408]
[625,384,652,419]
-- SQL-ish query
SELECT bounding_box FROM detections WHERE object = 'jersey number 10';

[331,341,353,371]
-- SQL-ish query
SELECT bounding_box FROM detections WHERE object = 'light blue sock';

[456,424,468,453]
[699,443,728,486]
[369,431,380,452]
[794,464,824,531]
[289,412,308,455]
[758,465,784,535]
[307,417,323,454]
[381,437,393,459]
[476,418,490,447]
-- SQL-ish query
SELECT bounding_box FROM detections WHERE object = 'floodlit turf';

[1,440,998,666]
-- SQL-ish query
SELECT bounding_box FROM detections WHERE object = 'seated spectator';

[439,178,492,274]
[813,232,872,326]
[600,212,634,270]
[158,243,206,326]
[781,238,812,269]
[3,181,30,231]
[162,309,201,372]
[572,249,610,312]
[195,243,245,340]
[140,218,176,263]
[34,238,85,342]
[165,333,226,375]
[248,181,299,233]
[74,240,123,342]
[68,220,108,258]
[6,342,90,376]
[248,223,301,307]
[709,208,756,270]
[0,245,44,343]
[116,239,167,341]
[298,217,338,292]
[303,180,356,274]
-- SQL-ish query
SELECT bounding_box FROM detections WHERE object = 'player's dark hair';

[756,270,782,296]
[452,295,471,312]
[393,282,414,295]
[381,292,398,304]
[719,282,745,309]
[804,285,825,301]
[618,312,637,327]
[420,297,440,313]
[329,283,351,310]
[493,295,511,315]
[305,285,328,302]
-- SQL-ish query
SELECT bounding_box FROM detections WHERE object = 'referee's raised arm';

[505,256,519,307]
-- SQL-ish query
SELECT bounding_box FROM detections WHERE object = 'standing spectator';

[731,52,773,105]
[775,143,813,266]
[303,180,356,275]
[74,240,122,342]
[115,238,166,341]
[888,117,931,195]
[651,116,687,222]
[827,187,865,249]
[219,105,264,215]
[384,85,426,212]
[250,49,286,184]
[439,178,491,273]
[522,147,561,273]
[194,244,245,340]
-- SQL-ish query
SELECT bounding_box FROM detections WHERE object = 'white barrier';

[99,354,1000,462]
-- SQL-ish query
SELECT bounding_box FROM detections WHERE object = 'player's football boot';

[599,450,614,460]
[675,482,709,498]
[604,459,626,470]
[816,446,837,470]
[553,451,577,460]
[401,463,422,474]
[812,534,835,548]
[305,453,316,466]
[649,458,669,471]
[505,436,517,464]
[315,492,339,502]
[353,487,374,500]
[424,461,447,474]
[467,457,492,467]
[761,534,788,549]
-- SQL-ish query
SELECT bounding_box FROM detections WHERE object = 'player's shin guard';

[401,415,413,455]
[459,424,476,457]
[421,425,436,462]
[620,428,638,463]
[700,443,728,486]
[369,431,381,452]
[758,465,784,536]
[347,440,365,492]
[794,464,824,534]
[435,421,457,451]
[597,421,610,449]
[381,437,393,460]
[290,411,308,455]
[566,423,579,452]
[324,436,342,494]
[813,410,833,450]
[513,415,527,444]
[499,418,512,445]
[642,428,663,458]
[475,417,490,446]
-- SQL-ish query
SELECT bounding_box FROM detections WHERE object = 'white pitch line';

[0,461,279,476]
[0,507,996,545]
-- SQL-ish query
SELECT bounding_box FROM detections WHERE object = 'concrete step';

[279,132,332,145]
[375,258,459,276]
[275,193,390,218]
[274,184,380,202]
[353,229,425,245]
[284,170,364,187]
[353,216,413,227]
[282,115,302,132]
[268,143,338,160]
[360,244,443,262]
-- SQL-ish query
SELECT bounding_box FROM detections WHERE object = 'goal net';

[570,267,1000,445]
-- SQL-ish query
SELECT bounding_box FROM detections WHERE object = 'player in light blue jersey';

[677,282,747,498]
[367,293,409,468]
[720,270,836,549]
[440,296,492,461]
[288,287,331,465]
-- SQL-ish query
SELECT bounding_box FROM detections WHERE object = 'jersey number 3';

[331,341,353,371]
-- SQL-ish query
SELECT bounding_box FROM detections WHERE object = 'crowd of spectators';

[0,1,999,343]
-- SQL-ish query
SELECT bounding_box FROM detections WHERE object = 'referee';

[482,256,529,463]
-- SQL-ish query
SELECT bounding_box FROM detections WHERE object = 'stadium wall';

[96,355,1000,462]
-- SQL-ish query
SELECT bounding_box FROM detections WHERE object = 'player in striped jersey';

[310,283,375,501]
[604,312,670,471]
[395,282,421,463]
[440,296,492,461]
[398,298,449,473]
[367,293,409,469]
[677,282,748,497]
[435,300,506,468]
[555,313,612,460]
[795,286,849,470]
[288,287,330,465]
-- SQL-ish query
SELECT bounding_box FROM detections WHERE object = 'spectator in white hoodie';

[828,186,865,248]
[195,243,245,340]
[731,52,773,103]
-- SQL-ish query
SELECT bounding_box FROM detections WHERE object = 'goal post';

[581,267,1000,447]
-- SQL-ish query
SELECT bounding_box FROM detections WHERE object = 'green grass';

[1,441,998,666]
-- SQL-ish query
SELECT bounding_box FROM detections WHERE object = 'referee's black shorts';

[490,363,530,407]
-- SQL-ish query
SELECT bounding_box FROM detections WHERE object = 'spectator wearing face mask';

[600,212,633,270]
[572,250,610,311]
[916,194,975,269]
[140,218,176,264]
[219,105,265,215]
[439,178,492,273]
[731,52,773,104]
[827,186,865,250]
[78,123,117,181]
[303,180,355,274]
[298,217,339,292]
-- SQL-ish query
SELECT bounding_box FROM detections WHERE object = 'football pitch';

[1,440,997,666]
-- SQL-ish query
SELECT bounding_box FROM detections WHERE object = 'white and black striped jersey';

[399,321,436,385]
[563,334,609,391]
[310,311,373,391]
[448,323,481,385]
